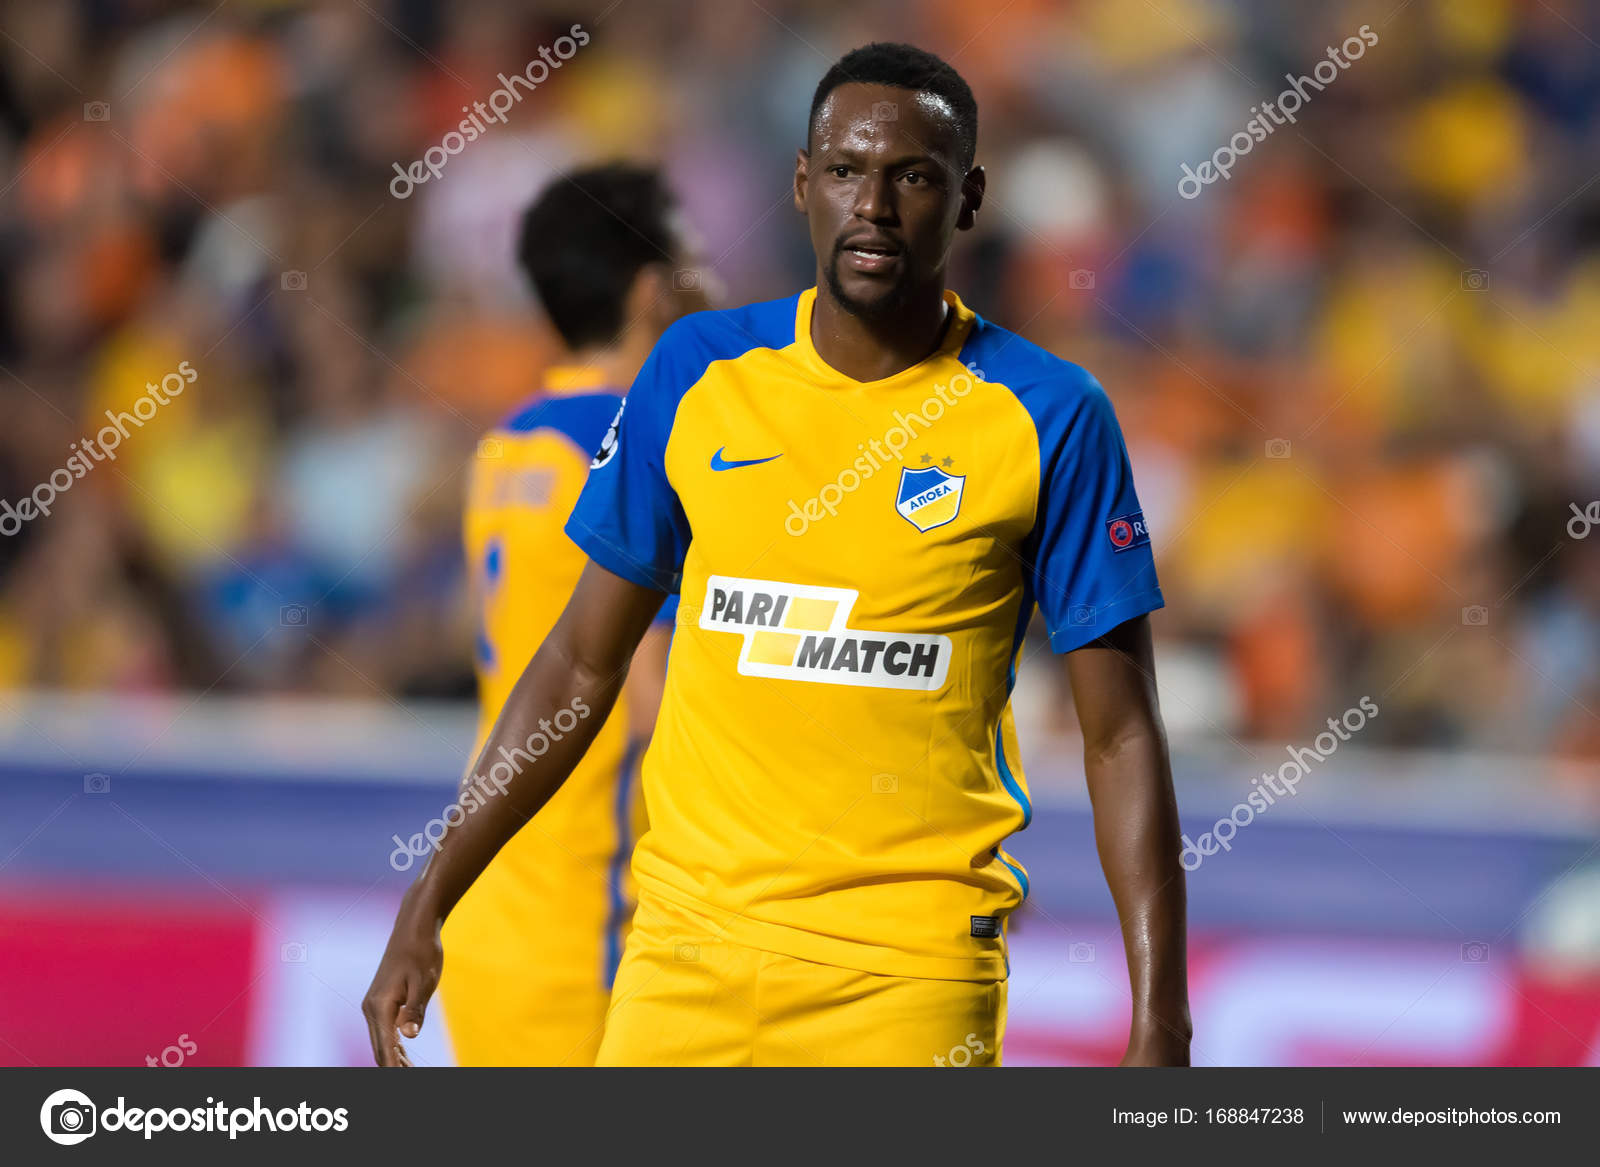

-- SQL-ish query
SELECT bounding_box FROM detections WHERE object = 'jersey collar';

[791,287,976,390]
[542,363,619,396]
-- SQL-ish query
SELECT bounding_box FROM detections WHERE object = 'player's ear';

[957,165,985,231]
[794,148,810,213]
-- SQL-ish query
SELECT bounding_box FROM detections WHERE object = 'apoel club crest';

[896,465,965,532]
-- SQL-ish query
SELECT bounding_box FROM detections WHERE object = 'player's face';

[796,82,982,320]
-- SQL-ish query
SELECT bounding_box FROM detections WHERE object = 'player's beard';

[823,240,916,323]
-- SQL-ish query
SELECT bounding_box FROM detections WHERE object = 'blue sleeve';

[564,337,693,593]
[654,592,680,627]
[1027,382,1163,652]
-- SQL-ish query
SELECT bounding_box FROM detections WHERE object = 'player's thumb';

[398,977,428,1039]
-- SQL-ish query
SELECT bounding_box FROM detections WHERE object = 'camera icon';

[1069,942,1096,963]
[871,774,899,794]
[281,270,307,292]
[1461,941,1490,963]
[673,269,701,291]
[280,604,308,627]
[674,943,700,962]
[476,437,504,460]
[46,1095,96,1144]
[1461,269,1490,291]
[83,102,110,122]
[280,941,307,963]
[1265,438,1292,459]
[1068,269,1096,290]
[83,772,111,795]
[1461,605,1489,626]
[1070,604,1097,626]
[871,100,899,122]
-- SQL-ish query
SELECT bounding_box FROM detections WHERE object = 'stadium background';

[3,0,1600,1065]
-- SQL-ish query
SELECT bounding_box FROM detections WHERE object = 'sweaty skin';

[364,79,1189,1069]
[1066,616,1192,1065]
[796,83,985,380]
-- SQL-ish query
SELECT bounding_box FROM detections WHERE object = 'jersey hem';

[638,881,1011,984]
[566,516,680,593]
[1046,587,1165,653]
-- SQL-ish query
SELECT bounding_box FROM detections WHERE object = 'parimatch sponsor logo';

[699,575,950,690]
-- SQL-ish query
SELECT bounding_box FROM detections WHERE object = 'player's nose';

[852,169,896,223]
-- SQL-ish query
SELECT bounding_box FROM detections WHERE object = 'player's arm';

[1065,613,1191,1067]
[362,560,666,1067]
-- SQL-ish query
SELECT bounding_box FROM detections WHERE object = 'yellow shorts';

[439,858,628,1067]
[595,892,1006,1067]
[440,947,611,1067]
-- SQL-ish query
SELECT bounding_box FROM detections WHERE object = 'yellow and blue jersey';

[447,365,672,997]
[567,289,1163,982]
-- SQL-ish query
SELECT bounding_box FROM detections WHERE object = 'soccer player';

[437,164,709,1065]
[366,43,1190,1067]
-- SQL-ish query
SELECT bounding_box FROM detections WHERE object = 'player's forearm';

[1083,725,1192,1060]
[405,634,629,923]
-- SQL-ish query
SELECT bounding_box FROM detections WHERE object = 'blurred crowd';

[2,0,1600,758]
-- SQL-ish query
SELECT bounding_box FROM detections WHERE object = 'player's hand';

[362,895,443,1067]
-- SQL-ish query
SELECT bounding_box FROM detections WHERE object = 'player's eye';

[828,164,852,178]
[899,171,926,186]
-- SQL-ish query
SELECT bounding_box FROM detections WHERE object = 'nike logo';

[710,447,782,471]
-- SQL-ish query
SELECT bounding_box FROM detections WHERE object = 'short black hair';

[808,42,978,171]
[516,163,677,350]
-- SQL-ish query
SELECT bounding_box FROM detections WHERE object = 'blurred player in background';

[437,164,711,1065]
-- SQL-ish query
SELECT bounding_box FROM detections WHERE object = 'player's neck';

[558,341,645,391]
[809,283,951,382]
